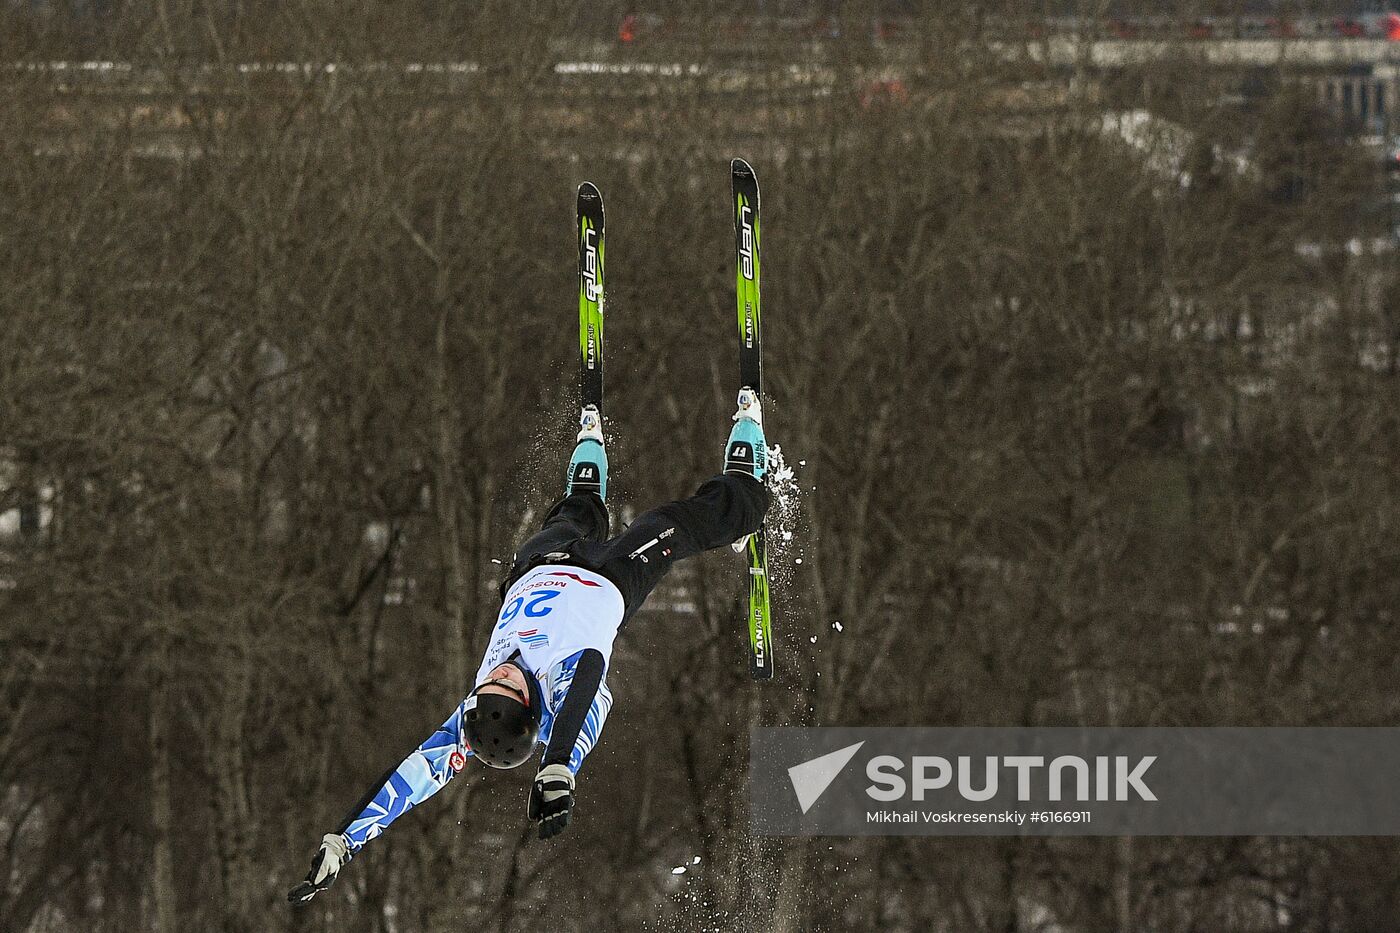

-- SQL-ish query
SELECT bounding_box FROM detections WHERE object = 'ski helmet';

[463,666,539,769]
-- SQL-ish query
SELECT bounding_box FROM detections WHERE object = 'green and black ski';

[577,183,605,413]
[567,183,607,499]
[731,158,773,681]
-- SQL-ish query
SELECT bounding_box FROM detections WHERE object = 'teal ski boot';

[725,388,765,551]
[566,405,608,499]
[724,388,766,482]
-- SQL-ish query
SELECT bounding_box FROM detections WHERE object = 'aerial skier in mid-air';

[289,165,773,904]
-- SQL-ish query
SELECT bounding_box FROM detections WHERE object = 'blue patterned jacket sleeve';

[339,703,471,855]
[567,679,612,773]
[540,650,614,775]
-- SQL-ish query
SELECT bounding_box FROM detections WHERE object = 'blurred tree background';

[3,1,1400,930]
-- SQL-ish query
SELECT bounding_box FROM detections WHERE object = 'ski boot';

[724,388,766,482]
[725,388,765,551]
[566,405,608,499]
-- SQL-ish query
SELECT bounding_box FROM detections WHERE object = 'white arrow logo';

[787,741,865,814]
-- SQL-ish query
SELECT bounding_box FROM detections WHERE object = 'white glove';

[287,833,349,903]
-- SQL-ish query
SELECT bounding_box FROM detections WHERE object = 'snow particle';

[672,866,687,875]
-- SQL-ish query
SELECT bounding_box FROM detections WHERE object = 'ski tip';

[578,182,603,207]
[730,158,754,178]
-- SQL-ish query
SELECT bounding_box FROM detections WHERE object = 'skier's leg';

[504,492,610,590]
[503,407,612,592]
[593,390,769,618]
[595,473,768,618]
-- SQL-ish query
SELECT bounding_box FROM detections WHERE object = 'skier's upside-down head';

[462,661,541,770]
[474,662,531,704]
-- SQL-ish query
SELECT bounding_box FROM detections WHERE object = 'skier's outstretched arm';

[529,648,613,839]
[541,649,610,772]
[287,704,470,903]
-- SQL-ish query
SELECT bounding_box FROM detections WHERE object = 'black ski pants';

[502,473,769,627]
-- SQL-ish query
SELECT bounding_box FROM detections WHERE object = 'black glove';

[287,833,349,903]
[528,763,576,840]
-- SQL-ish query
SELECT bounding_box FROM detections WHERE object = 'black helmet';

[463,671,539,770]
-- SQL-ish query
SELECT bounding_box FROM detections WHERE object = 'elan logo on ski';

[737,201,755,281]
[582,225,602,302]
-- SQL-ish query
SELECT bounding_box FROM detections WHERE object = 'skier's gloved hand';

[528,763,576,840]
[286,833,349,904]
